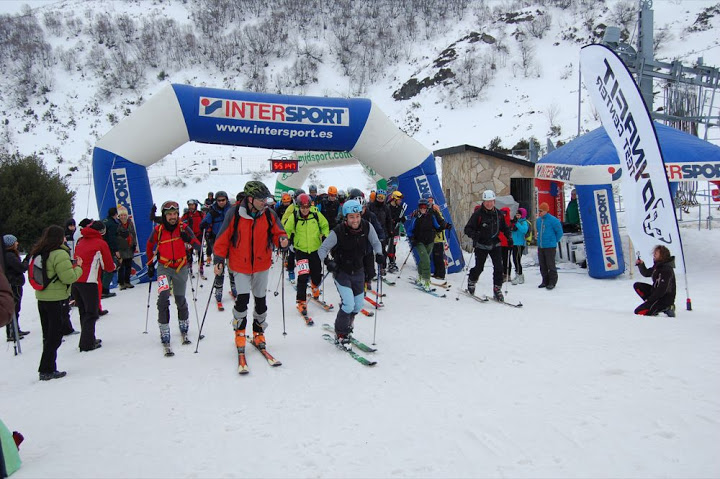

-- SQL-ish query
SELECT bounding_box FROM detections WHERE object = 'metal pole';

[372,264,380,345]
[143,279,153,334]
[281,250,287,336]
[194,282,216,353]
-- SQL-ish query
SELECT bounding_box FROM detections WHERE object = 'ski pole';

[281,250,287,336]
[188,275,202,337]
[194,281,216,353]
[272,258,283,296]
[396,246,414,277]
[372,264,380,345]
[144,278,153,334]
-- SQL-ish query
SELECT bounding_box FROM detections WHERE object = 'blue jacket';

[200,202,231,236]
[511,218,529,246]
[536,213,563,248]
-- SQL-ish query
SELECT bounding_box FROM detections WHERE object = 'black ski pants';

[431,242,445,279]
[469,247,503,287]
[37,299,67,374]
[295,250,322,302]
[72,282,100,350]
[538,247,558,287]
[633,282,674,316]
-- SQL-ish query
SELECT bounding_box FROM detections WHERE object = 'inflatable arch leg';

[576,184,625,278]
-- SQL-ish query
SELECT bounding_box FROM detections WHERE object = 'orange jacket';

[213,203,287,274]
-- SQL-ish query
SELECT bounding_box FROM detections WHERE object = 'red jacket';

[213,203,286,274]
[499,207,511,247]
[146,222,200,270]
[181,210,204,237]
[75,227,116,283]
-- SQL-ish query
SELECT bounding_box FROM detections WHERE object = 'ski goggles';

[161,201,180,211]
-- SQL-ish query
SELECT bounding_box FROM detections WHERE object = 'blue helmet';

[342,199,362,217]
[418,198,430,207]
[421,191,432,200]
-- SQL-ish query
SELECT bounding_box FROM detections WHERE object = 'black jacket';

[3,250,27,286]
[637,256,676,303]
[368,201,393,241]
[464,206,511,250]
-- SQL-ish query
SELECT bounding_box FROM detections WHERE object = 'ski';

[431,280,452,289]
[364,296,384,308]
[493,297,523,308]
[367,289,386,298]
[408,278,436,291]
[360,308,374,317]
[237,352,249,374]
[382,278,396,286]
[247,338,282,367]
[412,283,447,298]
[459,290,490,303]
[297,307,314,326]
[322,334,377,366]
[321,324,377,353]
[308,297,334,312]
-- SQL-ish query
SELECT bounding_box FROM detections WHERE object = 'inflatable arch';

[92,83,465,281]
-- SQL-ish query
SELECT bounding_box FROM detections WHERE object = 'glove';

[444,223,453,230]
[149,204,157,219]
[180,229,192,243]
[375,254,384,265]
[324,258,337,273]
[147,263,155,278]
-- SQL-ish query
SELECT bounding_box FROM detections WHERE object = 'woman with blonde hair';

[116,206,138,289]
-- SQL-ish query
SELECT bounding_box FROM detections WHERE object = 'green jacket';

[565,199,580,225]
[283,207,329,254]
[34,245,83,302]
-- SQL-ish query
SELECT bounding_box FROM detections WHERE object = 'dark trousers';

[72,283,100,350]
[364,253,376,283]
[431,242,446,279]
[538,247,558,286]
[118,258,133,284]
[295,250,322,301]
[37,299,67,374]
[5,284,22,339]
[387,233,398,262]
[469,247,503,287]
[512,246,524,275]
[286,249,296,272]
[633,282,674,315]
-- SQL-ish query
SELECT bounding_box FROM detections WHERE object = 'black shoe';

[663,304,676,317]
[19,330,30,336]
[101,292,117,299]
[39,370,67,381]
[538,283,547,288]
[95,338,103,346]
[99,310,109,316]
[546,284,555,290]
[125,283,134,289]
[79,343,102,352]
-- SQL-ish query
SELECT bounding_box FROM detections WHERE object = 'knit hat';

[3,234,17,248]
[539,202,550,212]
[79,218,93,228]
[518,207,527,218]
[91,221,106,233]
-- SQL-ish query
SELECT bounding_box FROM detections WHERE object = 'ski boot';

[467,278,477,295]
[422,279,432,292]
[493,285,504,302]
[335,332,352,346]
[387,261,398,273]
[252,331,266,350]
[311,283,320,300]
[217,301,225,311]
[664,304,676,317]
[235,329,246,352]
[162,342,174,357]
[181,332,192,345]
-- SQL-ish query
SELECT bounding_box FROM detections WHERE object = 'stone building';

[434,145,535,250]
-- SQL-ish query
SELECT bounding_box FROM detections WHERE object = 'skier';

[535,202,563,290]
[200,190,236,309]
[116,206,138,290]
[100,207,120,299]
[386,190,406,273]
[146,200,202,355]
[463,190,512,301]
[317,199,383,343]
[368,189,393,276]
[424,193,449,282]
[281,188,306,283]
[181,199,204,277]
[633,245,676,317]
[510,208,530,285]
[406,197,451,291]
[213,181,288,371]
[283,193,329,322]
[319,186,341,231]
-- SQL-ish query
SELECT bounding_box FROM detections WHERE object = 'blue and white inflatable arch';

[92,83,465,280]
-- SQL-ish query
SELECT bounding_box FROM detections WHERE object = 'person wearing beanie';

[3,234,30,341]
[73,220,116,352]
[64,219,77,257]
[101,208,120,298]
[510,208,530,285]
[536,202,564,290]
[565,189,581,233]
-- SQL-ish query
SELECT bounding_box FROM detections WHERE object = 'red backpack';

[28,254,58,291]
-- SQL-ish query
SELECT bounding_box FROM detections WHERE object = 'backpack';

[524,221,534,244]
[28,254,58,291]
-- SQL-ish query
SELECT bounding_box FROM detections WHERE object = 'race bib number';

[296,259,310,276]
[157,275,170,293]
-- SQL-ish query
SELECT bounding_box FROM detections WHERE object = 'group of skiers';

[0,180,677,380]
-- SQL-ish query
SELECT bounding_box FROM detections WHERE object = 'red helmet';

[296,193,312,207]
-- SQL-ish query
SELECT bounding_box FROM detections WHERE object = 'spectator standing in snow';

[3,234,29,342]
[535,202,563,290]
[510,208,529,285]
[116,206,138,290]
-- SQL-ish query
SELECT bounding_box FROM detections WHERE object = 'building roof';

[433,144,535,168]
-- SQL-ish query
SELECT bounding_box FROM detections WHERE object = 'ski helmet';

[422,191,433,200]
[294,188,306,197]
[243,181,271,199]
[296,193,312,207]
[391,190,404,200]
[348,188,364,200]
[482,190,496,201]
[418,198,430,207]
[327,186,338,195]
[375,189,387,201]
[342,199,362,217]
[281,193,292,204]
[287,190,295,198]
[215,190,228,201]
[161,200,180,213]
[309,184,318,194]
[337,189,347,201]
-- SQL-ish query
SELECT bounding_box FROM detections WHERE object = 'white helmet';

[482,190,496,201]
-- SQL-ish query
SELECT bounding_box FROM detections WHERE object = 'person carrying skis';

[386,190,406,273]
[510,208,529,285]
[406,197,451,291]
[535,202,563,290]
[318,199,383,343]
[213,181,288,369]
[146,201,202,355]
[73,221,116,352]
[181,199,204,277]
[368,189,393,276]
[283,193,329,321]
[463,190,512,301]
[633,245,676,317]
[200,190,237,310]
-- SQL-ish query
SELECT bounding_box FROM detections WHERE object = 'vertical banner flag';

[579,44,686,275]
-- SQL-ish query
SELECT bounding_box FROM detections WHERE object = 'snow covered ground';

[3,197,720,478]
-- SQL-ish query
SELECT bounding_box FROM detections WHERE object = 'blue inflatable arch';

[92,83,465,280]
